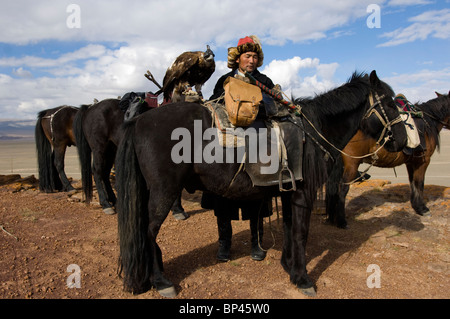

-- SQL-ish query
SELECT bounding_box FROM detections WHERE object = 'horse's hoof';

[66,189,77,195]
[300,287,317,297]
[337,223,349,229]
[103,207,116,215]
[173,211,190,220]
[417,207,431,217]
[158,286,177,298]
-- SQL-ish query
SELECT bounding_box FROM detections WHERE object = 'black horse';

[326,91,450,228]
[73,98,186,216]
[115,71,407,297]
[35,105,79,192]
[73,98,135,215]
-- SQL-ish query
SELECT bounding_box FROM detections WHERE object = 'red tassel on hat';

[237,36,254,47]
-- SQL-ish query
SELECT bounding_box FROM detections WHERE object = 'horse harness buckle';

[366,92,402,145]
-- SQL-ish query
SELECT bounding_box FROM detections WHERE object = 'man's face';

[237,51,259,73]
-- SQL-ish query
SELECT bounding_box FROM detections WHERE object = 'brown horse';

[35,105,79,192]
[326,91,450,228]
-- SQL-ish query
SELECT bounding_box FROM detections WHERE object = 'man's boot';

[250,217,266,261]
[217,216,232,262]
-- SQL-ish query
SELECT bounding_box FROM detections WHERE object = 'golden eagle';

[156,45,215,102]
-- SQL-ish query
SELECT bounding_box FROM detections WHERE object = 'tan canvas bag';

[223,76,262,127]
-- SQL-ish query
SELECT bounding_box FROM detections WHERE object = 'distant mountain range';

[0,119,35,140]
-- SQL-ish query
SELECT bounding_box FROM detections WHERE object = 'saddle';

[394,94,426,152]
[244,118,304,189]
[204,101,304,190]
[119,92,159,120]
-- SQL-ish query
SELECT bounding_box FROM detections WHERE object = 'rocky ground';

[0,175,448,300]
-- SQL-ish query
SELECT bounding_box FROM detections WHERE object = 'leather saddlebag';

[224,76,262,127]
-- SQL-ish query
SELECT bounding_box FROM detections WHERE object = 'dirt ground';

[0,175,448,300]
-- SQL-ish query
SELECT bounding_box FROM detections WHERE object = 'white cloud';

[0,0,382,46]
[0,1,447,120]
[387,0,434,6]
[0,47,340,119]
[262,57,339,98]
[0,0,382,118]
[0,44,108,69]
[378,9,450,47]
[12,67,32,78]
[0,41,232,119]
[385,67,450,103]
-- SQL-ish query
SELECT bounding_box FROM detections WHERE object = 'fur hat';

[227,35,264,70]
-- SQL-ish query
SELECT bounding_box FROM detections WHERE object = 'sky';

[0,0,449,120]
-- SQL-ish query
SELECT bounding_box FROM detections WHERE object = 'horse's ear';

[435,91,443,97]
[369,70,381,88]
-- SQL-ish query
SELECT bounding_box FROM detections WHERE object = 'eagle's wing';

[161,51,201,93]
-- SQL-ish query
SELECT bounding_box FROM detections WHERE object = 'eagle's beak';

[205,45,215,61]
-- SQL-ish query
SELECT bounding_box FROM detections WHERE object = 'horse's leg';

[171,193,188,220]
[325,157,347,228]
[53,144,74,192]
[406,161,431,216]
[281,192,293,273]
[147,189,179,297]
[281,190,315,296]
[289,190,315,296]
[336,183,350,227]
[102,143,117,206]
[336,159,361,228]
[92,150,115,214]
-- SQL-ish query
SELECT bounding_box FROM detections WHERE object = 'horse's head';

[435,90,450,129]
[360,71,408,152]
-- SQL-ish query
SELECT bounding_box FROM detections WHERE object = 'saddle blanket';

[395,94,421,149]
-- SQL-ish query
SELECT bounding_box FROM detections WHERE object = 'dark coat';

[201,68,275,221]
[201,193,273,220]
[209,69,275,101]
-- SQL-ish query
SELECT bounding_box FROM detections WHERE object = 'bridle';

[339,92,404,185]
[363,92,403,146]
[291,90,405,187]
[298,91,403,161]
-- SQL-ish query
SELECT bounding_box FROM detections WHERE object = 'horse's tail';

[73,105,93,204]
[35,111,62,192]
[116,120,152,294]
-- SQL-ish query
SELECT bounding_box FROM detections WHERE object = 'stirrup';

[279,163,297,192]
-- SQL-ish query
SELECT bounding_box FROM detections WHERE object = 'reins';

[245,71,401,162]
[297,92,404,186]
[296,92,398,161]
[218,74,405,191]
[420,109,450,129]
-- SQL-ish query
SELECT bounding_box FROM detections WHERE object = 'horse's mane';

[37,110,47,119]
[37,105,78,119]
[415,94,450,151]
[294,71,394,118]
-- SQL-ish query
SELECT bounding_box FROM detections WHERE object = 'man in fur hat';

[210,35,275,108]
[202,35,274,262]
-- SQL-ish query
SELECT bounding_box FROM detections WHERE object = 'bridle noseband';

[364,92,403,145]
